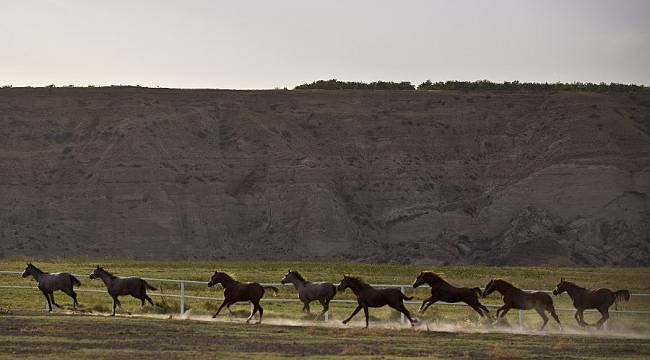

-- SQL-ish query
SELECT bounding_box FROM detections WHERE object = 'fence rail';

[3,270,649,326]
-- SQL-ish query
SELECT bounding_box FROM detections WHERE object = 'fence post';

[400,286,405,324]
[518,310,524,329]
[179,281,185,316]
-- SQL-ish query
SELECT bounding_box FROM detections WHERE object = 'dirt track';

[1,310,650,359]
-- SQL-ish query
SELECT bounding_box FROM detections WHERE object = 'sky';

[1,0,649,89]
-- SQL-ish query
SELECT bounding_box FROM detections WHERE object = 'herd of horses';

[21,263,630,330]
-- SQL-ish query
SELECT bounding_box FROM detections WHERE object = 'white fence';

[2,270,649,326]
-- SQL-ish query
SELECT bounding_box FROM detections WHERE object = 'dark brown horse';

[22,262,81,311]
[89,266,157,316]
[337,275,416,328]
[413,271,490,317]
[207,271,278,324]
[483,279,562,330]
[281,270,336,319]
[553,278,630,329]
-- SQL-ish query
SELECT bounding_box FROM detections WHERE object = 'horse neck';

[288,277,307,291]
[219,275,239,289]
[28,267,45,281]
[97,271,115,286]
[347,279,371,295]
[425,275,448,288]
[494,280,521,296]
[564,283,588,299]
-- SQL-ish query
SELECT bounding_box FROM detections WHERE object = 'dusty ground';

[1,311,650,359]
[1,87,649,265]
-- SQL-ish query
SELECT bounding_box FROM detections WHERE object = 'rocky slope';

[1,87,649,265]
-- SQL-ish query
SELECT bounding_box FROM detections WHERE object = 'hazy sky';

[1,0,649,89]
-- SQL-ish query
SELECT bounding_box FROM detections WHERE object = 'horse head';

[89,266,103,279]
[208,271,228,287]
[21,262,33,278]
[413,271,426,288]
[553,277,567,296]
[337,275,352,292]
[280,270,293,285]
[482,279,496,297]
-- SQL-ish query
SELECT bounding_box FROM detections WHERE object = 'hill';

[1,87,649,265]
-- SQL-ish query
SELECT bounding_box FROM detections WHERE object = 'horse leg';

[42,291,52,312]
[212,301,229,318]
[469,303,486,318]
[303,301,311,314]
[246,301,260,324]
[256,303,264,324]
[363,305,370,329]
[62,289,78,309]
[342,304,362,324]
[535,308,549,331]
[478,303,491,318]
[419,296,434,313]
[420,299,437,314]
[318,299,330,320]
[111,296,119,316]
[49,293,61,308]
[595,308,609,330]
[578,309,592,327]
[144,294,154,306]
[549,307,562,330]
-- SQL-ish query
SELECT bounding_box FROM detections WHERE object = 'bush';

[295,79,415,90]
[416,80,647,93]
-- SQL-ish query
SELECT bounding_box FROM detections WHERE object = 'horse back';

[226,283,264,302]
[38,273,74,292]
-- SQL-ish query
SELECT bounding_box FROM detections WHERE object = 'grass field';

[1,260,650,359]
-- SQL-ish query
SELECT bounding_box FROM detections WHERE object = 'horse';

[21,262,81,312]
[89,266,157,316]
[281,270,336,319]
[412,271,490,318]
[207,271,278,324]
[337,275,416,328]
[553,278,630,329]
[483,279,562,330]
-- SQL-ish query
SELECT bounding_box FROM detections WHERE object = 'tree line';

[294,79,647,92]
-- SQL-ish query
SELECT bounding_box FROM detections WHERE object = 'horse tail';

[143,280,157,291]
[472,287,482,296]
[264,286,279,296]
[614,290,630,305]
[69,275,81,287]
[401,292,413,301]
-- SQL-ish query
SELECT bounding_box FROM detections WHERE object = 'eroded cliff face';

[1,87,648,265]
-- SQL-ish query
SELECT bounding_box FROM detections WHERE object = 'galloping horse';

[208,271,278,324]
[337,275,416,328]
[89,266,157,316]
[22,262,81,311]
[553,278,630,329]
[483,279,562,330]
[281,270,336,319]
[413,271,490,317]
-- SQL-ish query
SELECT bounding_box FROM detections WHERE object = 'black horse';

[483,279,562,330]
[553,278,630,329]
[22,262,81,311]
[89,266,157,316]
[413,271,490,317]
[281,270,336,319]
[337,275,416,328]
[208,271,278,324]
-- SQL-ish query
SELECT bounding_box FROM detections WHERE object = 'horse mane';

[345,276,370,288]
[494,279,519,291]
[563,280,588,292]
[290,271,308,283]
[217,272,236,282]
[99,268,117,279]
[423,272,450,286]
[28,264,44,274]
